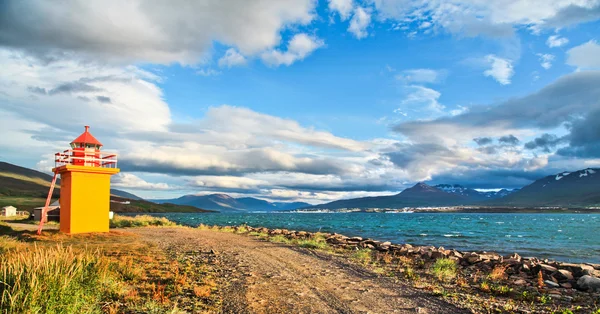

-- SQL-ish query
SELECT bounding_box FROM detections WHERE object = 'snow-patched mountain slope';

[434,184,516,200]
[500,168,600,206]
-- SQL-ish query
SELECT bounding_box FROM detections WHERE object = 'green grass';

[269,235,292,244]
[296,234,328,249]
[351,249,373,265]
[431,258,458,282]
[0,196,49,209]
[109,215,177,228]
[0,244,121,314]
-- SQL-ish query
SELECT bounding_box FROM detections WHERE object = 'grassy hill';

[0,161,212,213]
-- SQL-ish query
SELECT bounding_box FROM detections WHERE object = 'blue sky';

[1,0,600,203]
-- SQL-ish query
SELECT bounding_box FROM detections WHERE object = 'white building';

[1,206,17,217]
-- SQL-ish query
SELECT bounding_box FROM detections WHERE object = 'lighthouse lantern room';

[38,126,120,235]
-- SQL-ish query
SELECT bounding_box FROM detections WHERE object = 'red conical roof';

[71,126,102,146]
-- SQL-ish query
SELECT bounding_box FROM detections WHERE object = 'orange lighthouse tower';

[45,126,119,234]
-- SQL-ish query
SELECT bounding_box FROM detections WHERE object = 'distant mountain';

[434,184,517,201]
[110,189,143,200]
[0,161,142,200]
[496,168,600,207]
[306,183,469,210]
[0,161,207,213]
[154,194,311,213]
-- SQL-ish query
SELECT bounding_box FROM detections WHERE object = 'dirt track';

[131,228,469,314]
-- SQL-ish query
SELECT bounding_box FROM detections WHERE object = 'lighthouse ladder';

[37,171,58,235]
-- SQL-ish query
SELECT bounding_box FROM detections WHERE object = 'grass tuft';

[110,215,176,228]
[431,258,458,282]
[269,235,291,244]
[351,249,372,265]
[0,244,120,313]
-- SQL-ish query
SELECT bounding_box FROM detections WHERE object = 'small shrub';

[431,258,458,282]
[489,264,508,281]
[235,225,249,234]
[269,235,291,244]
[491,284,513,295]
[403,266,419,281]
[537,270,544,289]
[480,281,491,292]
[538,294,551,305]
[297,239,328,249]
[351,249,372,265]
[110,215,176,228]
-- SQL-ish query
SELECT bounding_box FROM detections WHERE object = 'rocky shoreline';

[209,224,600,312]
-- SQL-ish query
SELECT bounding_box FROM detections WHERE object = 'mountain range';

[304,168,600,210]
[3,160,600,212]
[154,194,311,213]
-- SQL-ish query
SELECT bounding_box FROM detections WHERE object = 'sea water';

[139,212,600,264]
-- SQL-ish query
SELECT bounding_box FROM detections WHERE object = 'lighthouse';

[50,126,120,234]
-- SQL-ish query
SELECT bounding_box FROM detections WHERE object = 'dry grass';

[489,264,508,281]
[0,244,120,313]
[110,215,177,228]
[0,225,220,313]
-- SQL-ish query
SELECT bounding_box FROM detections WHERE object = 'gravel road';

[131,227,469,314]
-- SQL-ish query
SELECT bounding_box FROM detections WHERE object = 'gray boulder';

[576,275,600,291]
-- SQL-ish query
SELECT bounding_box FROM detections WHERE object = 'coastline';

[135,211,600,264]
[2,216,599,313]
[200,223,600,313]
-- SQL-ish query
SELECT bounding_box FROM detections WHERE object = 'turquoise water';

[142,212,600,263]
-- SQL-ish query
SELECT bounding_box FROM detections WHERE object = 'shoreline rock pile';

[237,225,600,295]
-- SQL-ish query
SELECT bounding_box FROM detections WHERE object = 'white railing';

[55,150,118,168]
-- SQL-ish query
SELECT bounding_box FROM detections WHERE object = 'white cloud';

[0,0,316,64]
[112,173,170,190]
[261,33,324,67]
[328,0,354,20]
[399,85,445,115]
[547,35,569,48]
[218,48,247,68]
[196,68,221,76]
[483,55,514,85]
[537,53,555,70]
[190,176,266,190]
[371,0,600,37]
[567,40,600,69]
[396,68,443,83]
[348,7,372,39]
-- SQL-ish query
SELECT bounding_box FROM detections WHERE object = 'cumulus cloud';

[483,55,514,85]
[112,173,170,190]
[261,33,324,67]
[393,85,446,119]
[328,0,354,20]
[218,48,247,68]
[567,40,600,69]
[537,53,555,70]
[473,137,493,146]
[389,71,600,186]
[395,71,600,141]
[0,0,316,64]
[498,134,520,145]
[547,35,569,48]
[348,7,372,39]
[524,133,567,152]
